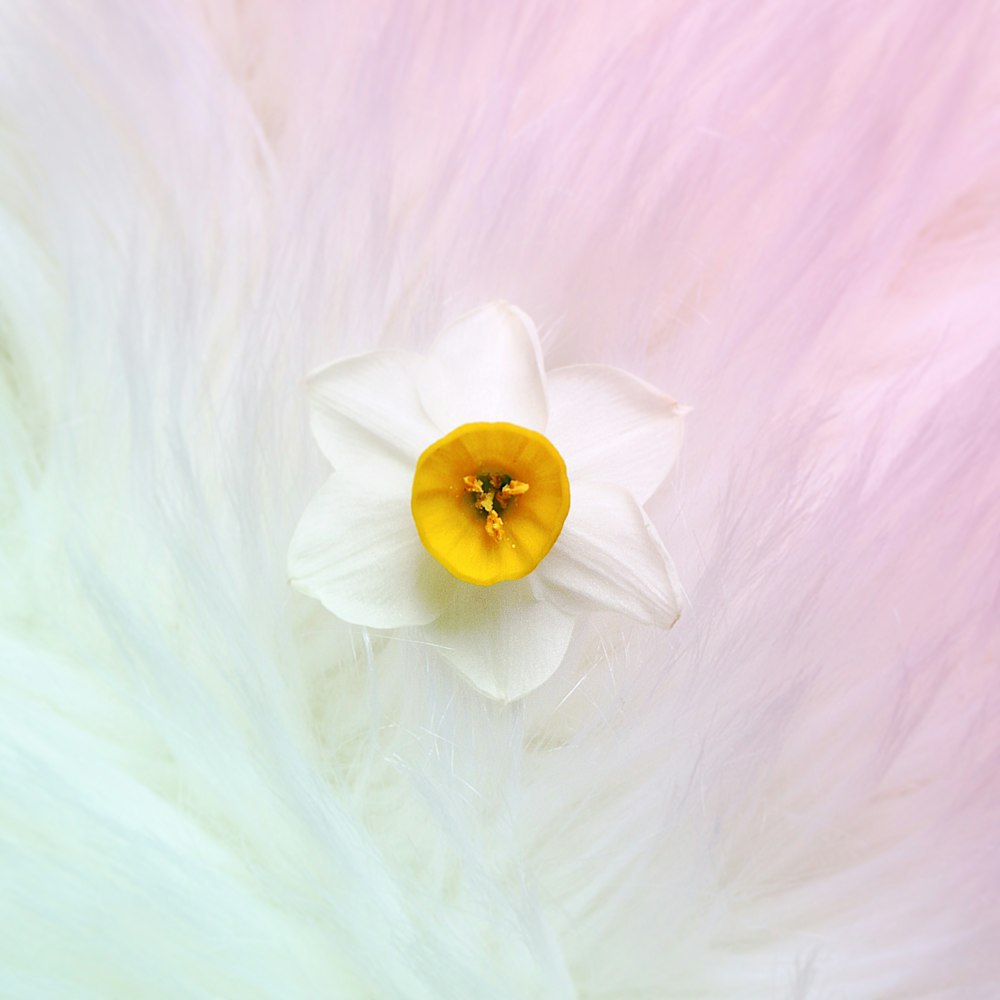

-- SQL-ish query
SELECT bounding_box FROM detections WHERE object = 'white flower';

[288,302,685,701]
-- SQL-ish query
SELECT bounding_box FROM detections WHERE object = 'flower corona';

[411,422,571,586]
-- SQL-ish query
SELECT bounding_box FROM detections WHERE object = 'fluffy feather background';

[2,1,998,997]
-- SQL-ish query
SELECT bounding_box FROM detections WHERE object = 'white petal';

[531,480,682,628]
[418,302,548,431]
[422,580,575,702]
[288,456,457,628]
[307,350,439,468]
[545,364,685,503]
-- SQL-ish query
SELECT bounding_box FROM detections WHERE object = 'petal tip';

[657,603,682,631]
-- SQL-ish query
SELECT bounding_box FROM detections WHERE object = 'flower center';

[462,472,530,543]
[411,422,570,586]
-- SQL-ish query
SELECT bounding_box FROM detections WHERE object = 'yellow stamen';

[410,421,571,586]
[496,479,529,510]
[484,509,505,542]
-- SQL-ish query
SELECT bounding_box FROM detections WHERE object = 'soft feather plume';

[1,1,998,997]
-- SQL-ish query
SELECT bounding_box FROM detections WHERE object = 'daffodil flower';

[288,302,685,701]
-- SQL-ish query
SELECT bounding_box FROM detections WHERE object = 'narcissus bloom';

[288,302,685,700]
